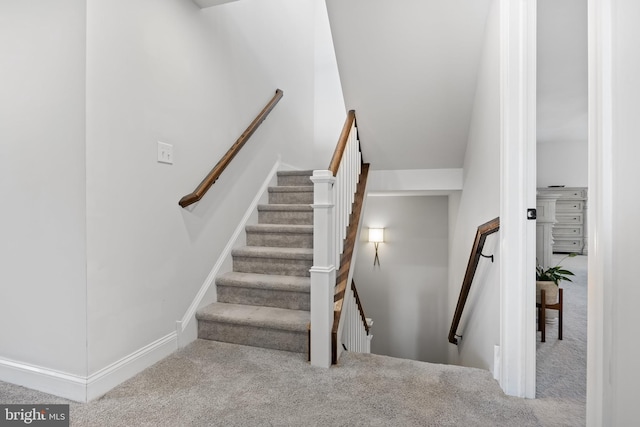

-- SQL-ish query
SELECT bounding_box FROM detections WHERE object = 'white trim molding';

[499,0,537,398]
[0,332,177,402]
[587,0,612,424]
[0,358,87,402]
[86,332,177,401]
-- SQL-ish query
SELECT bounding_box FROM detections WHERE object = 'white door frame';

[586,0,612,424]
[499,0,612,417]
[498,0,537,399]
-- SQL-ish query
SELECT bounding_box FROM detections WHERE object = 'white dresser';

[537,187,588,255]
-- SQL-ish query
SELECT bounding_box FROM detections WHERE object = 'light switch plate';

[157,141,173,164]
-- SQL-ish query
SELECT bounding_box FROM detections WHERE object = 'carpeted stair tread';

[268,186,314,204]
[276,170,314,177]
[197,302,309,332]
[268,186,314,193]
[216,272,310,293]
[277,170,314,187]
[257,204,314,225]
[258,204,313,211]
[245,224,313,234]
[232,246,313,260]
[246,223,313,248]
[216,271,310,309]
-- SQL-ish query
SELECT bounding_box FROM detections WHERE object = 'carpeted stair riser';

[231,247,313,277]
[277,170,314,187]
[258,205,313,225]
[245,225,313,248]
[196,303,309,353]
[216,272,310,310]
[268,187,314,204]
[217,285,310,310]
[233,256,312,277]
[197,322,307,353]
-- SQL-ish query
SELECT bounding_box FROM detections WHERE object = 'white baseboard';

[86,332,177,401]
[0,357,87,402]
[0,332,177,402]
[176,158,282,348]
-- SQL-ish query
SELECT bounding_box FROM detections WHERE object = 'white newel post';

[310,170,336,368]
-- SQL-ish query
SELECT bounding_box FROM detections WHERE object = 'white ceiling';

[325,0,493,170]
[326,0,588,170]
[537,0,588,145]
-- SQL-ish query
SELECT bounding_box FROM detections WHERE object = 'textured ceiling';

[326,0,493,170]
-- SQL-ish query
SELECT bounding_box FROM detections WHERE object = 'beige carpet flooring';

[529,254,587,426]
[0,255,588,426]
[1,337,587,426]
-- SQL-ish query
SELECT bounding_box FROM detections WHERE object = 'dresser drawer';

[553,226,583,237]
[556,200,584,212]
[556,213,583,224]
[553,239,583,252]
[547,188,587,199]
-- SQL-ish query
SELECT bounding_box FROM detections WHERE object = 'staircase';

[196,170,314,354]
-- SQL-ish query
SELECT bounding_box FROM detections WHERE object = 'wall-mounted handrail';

[179,89,284,208]
[328,110,356,176]
[351,280,370,335]
[448,217,500,345]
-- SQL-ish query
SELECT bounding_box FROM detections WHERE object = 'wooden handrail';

[179,89,284,208]
[328,110,356,176]
[448,217,500,345]
[332,162,370,364]
[351,280,370,335]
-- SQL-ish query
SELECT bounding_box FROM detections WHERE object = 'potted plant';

[536,253,576,322]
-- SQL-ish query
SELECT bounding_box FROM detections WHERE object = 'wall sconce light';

[368,228,384,266]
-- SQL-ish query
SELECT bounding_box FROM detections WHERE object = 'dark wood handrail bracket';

[179,89,284,208]
[328,110,356,176]
[448,217,500,345]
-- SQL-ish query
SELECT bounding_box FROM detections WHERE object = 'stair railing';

[448,217,500,345]
[310,110,368,368]
[331,160,370,363]
[179,89,284,208]
[338,280,373,360]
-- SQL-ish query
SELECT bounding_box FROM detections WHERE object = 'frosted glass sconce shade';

[368,228,384,243]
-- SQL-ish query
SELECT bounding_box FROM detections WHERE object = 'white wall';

[596,0,640,423]
[325,0,493,170]
[0,0,88,377]
[447,0,501,373]
[1,0,338,399]
[537,140,588,187]
[537,0,588,189]
[354,196,449,363]
[537,0,588,146]
[84,0,328,375]
[313,0,346,162]
[367,169,463,195]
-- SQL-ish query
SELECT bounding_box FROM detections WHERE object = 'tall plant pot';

[536,281,559,324]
